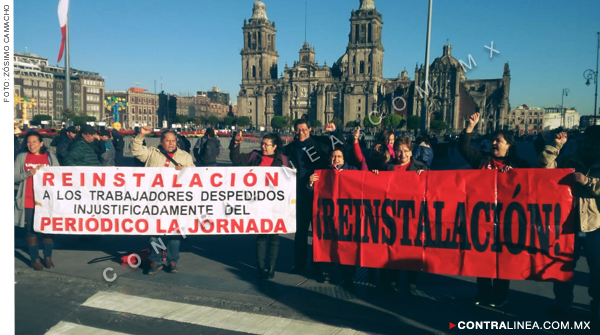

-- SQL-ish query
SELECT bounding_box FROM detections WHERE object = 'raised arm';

[352,127,365,164]
[229,131,252,165]
[458,112,485,169]
[130,126,152,163]
[536,131,567,168]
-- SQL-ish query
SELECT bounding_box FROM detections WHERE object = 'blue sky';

[14,0,600,115]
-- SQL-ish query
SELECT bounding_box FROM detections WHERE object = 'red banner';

[312,169,575,281]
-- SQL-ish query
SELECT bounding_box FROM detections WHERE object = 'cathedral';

[237,0,510,133]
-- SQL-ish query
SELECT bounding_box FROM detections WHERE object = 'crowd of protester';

[13,115,600,325]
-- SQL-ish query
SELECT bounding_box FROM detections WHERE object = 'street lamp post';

[583,32,599,125]
[561,88,569,128]
[420,0,433,135]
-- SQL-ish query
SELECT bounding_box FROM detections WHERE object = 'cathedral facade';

[237,0,510,134]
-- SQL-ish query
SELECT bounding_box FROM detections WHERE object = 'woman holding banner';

[379,136,428,294]
[230,131,290,279]
[131,127,195,275]
[14,132,60,271]
[385,137,429,173]
[309,145,359,290]
[458,112,530,308]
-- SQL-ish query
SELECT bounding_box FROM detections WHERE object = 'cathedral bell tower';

[239,1,280,129]
[345,0,384,80]
[241,1,279,84]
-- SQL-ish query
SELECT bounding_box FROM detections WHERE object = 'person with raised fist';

[537,126,600,324]
[283,119,341,275]
[459,112,530,308]
[131,127,194,274]
[229,131,290,280]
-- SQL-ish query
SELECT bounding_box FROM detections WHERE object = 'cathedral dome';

[251,1,268,20]
[432,43,462,70]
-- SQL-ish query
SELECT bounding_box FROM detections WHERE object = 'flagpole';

[65,3,71,111]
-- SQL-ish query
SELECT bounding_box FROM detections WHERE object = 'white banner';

[33,167,297,235]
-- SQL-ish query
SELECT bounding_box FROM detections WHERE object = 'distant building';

[507,104,544,135]
[543,107,579,131]
[105,87,159,129]
[175,93,231,121]
[158,92,178,128]
[237,0,510,133]
[578,115,598,129]
[14,52,105,126]
[197,87,230,106]
[176,94,209,118]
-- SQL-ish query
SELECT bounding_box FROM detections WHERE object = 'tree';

[363,114,380,129]
[193,117,203,127]
[430,120,447,134]
[70,115,96,125]
[310,119,322,128]
[61,108,75,122]
[236,116,251,128]
[383,114,402,129]
[31,114,52,126]
[223,116,234,127]
[207,115,219,126]
[284,115,294,131]
[345,121,358,128]
[271,115,287,130]
[407,115,421,131]
[175,114,189,124]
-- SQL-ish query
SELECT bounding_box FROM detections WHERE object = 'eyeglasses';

[261,142,274,147]
[295,128,310,133]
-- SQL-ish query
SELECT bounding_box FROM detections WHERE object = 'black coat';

[55,135,73,165]
[385,158,430,171]
[282,130,342,187]
[111,129,124,153]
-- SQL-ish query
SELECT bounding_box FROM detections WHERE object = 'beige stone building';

[237,0,510,133]
[175,94,229,119]
[14,52,105,126]
[105,87,158,128]
[507,104,544,135]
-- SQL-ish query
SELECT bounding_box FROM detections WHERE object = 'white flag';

[57,0,69,63]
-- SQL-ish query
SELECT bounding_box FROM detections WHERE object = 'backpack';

[200,138,220,163]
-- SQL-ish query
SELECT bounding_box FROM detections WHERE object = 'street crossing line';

[46,321,131,335]
[82,291,369,335]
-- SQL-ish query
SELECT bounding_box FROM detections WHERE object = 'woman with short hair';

[131,127,195,275]
[385,136,429,173]
[379,136,428,293]
[458,112,530,308]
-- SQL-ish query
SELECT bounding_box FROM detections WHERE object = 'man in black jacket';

[196,128,220,166]
[111,128,124,166]
[283,119,340,274]
[55,126,78,165]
